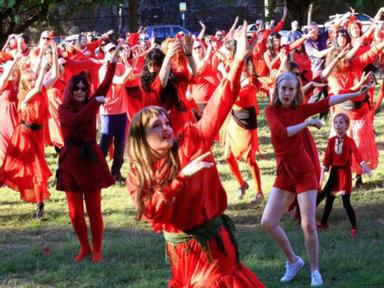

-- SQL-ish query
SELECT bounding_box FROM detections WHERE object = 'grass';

[1,83,384,287]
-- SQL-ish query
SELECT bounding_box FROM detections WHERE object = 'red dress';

[0,88,51,203]
[56,62,116,192]
[0,82,18,161]
[127,60,264,287]
[223,81,260,160]
[266,98,330,193]
[323,135,363,195]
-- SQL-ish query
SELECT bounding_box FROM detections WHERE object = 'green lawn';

[1,84,384,287]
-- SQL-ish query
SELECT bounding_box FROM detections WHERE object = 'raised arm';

[198,21,252,145]
[158,42,179,88]
[182,34,197,76]
[43,43,59,89]
[0,53,21,90]
[328,85,368,106]
[197,21,206,40]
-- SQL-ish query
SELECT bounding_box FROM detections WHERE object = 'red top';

[323,135,362,169]
[190,63,220,104]
[266,98,329,175]
[126,60,244,233]
[235,80,260,114]
[18,87,50,125]
[329,45,382,119]
[57,62,116,192]
[98,62,128,115]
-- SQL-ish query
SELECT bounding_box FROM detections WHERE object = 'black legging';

[320,194,357,229]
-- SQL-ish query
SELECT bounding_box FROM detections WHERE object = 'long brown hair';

[127,106,179,220]
[271,72,303,108]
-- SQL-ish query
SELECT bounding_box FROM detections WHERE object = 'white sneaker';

[311,270,323,287]
[280,256,305,283]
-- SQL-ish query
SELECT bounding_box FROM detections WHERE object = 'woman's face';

[25,73,36,90]
[278,78,297,107]
[148,60,160,74]
[80,36,87,47]
[192,44,204,59]
[337,34,348,48]
[145,114,174,158]
[349,23,361,38]
[273,38,281,50]
[333,116,348,135]
[73,81,88,102]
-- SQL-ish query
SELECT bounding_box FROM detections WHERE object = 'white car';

[324,13,372,33]
[246,23,289,45]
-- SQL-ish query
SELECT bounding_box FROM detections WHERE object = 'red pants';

[65,190,103,256]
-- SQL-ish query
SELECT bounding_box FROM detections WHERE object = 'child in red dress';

[126,22,265,288]
[318,113,371,237]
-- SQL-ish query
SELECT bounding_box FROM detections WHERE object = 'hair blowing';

[127,106,179,220]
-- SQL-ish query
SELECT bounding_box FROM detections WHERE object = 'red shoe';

[74,247,91,263]
[351,228,359,237]
[92,251,103,263]
[317,223,329,230]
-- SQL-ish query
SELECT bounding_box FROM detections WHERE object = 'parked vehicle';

[324,13,372,33]
[140,25,197,42]
[246,23,289,45]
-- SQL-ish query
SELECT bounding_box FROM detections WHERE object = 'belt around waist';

[21,122,43,130]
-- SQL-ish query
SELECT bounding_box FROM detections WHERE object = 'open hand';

[180,152,214,178]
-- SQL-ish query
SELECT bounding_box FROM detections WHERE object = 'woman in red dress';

[0,53,20,163]
[126,23,265,288]
[56,46,120,263]
[261,71,368,287]
[0,47,55,219]
[222,58,263,204]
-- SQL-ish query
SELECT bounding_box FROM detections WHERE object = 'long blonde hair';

[271,72,303,108]
[127,106,179,220]
[17,69,36,101]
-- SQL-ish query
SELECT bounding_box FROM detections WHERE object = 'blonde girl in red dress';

[261,71,368,287]
[0,45,58,219]
[126,22,265,288]
[318,113,371,237]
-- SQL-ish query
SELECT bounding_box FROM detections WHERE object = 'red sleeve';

[273,20,284,32]
[127,33,140,47]
[265,105,288,140]
[92,62,116,98]
[59,98,100,126]
[64,58,102,75]
[196,59,244,146]
[87,38,103,53]
[300,97,330,119]
[323,138,333,169]
[288,36,307,51]
[126,171,186,226]
[350,138,363,164]
[355,45,381,68]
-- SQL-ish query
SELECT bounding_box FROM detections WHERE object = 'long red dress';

[0,87,51,203]
[56,62,116,192]
[0,82,18,162]
[127,60,264,287]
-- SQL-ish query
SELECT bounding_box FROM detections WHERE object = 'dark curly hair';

[141,48,185,112]
[62,72,91,111]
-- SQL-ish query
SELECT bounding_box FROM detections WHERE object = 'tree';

[0,0,64,46]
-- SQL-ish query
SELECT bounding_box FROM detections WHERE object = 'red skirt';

[166,226,265,288]
[0,124,51,203]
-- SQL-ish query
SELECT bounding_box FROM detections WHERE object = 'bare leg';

[297,190,319,272]
[261,187,297,262]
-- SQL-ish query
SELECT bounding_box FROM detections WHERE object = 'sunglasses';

[41,37,51,40]
[73,86,87,92]
[193,46,203,50]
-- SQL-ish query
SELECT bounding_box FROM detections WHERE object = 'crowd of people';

[1,5,384,287]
